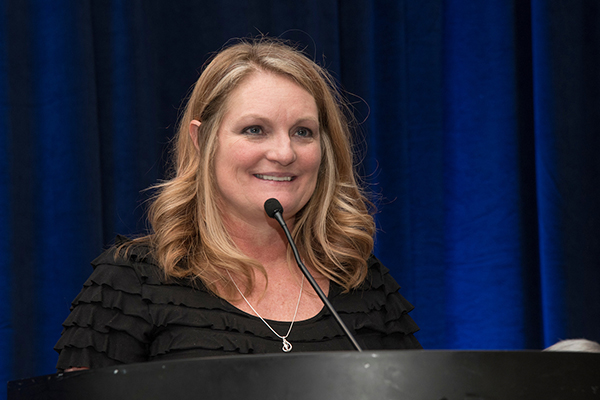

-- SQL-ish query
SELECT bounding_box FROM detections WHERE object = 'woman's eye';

[243,126,263,135]
[295,127,313,137]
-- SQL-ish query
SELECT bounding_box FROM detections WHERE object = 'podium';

[7,350,600,399]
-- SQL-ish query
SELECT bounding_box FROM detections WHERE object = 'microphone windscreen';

[264,198,283,218]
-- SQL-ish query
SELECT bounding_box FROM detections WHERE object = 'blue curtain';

[2,0,600,390]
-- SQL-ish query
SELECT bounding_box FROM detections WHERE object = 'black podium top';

[7,350,600,400]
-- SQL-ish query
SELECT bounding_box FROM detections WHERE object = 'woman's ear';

[189,120,201,151]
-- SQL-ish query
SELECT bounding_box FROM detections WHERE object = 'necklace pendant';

[282,338,292,352]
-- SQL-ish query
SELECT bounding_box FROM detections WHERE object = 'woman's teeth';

[255,174,293,182]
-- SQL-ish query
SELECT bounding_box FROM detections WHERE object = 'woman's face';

[213,71,322,224]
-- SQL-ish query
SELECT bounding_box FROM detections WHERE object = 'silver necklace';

[227,270,304,352]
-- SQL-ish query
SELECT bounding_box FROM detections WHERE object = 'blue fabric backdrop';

[2,0,600,391]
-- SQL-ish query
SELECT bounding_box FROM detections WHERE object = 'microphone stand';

[268,206,363,352]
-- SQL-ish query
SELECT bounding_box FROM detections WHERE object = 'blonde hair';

[134,38,375,300]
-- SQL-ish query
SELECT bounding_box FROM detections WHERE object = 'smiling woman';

[211,71,322,226]
[53,37,422,371]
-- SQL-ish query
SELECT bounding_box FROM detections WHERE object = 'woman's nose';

[266,133,297,166]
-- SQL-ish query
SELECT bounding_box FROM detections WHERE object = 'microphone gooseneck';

[263,198,363,352]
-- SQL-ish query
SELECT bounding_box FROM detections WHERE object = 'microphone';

[264,198,363,352]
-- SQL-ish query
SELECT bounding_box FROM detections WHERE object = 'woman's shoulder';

[329,254,421,349]
[88,235,163,287]
[88,235,225,309]
[332,254,416,325]
[362,254,401,292]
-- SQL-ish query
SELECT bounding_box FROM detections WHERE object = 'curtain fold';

[441,0,534,349]
[532,0,600,347]
[1,0,599,387]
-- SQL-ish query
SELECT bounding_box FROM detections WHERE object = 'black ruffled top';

[55,237,421,371]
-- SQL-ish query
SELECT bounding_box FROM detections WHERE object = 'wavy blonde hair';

[134,38,375,300]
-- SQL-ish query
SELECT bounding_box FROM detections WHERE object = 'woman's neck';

[223,213,294,267]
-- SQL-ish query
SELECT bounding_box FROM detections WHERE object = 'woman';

[55,38,421,371]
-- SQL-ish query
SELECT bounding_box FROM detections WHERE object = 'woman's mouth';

[254,174,294,182]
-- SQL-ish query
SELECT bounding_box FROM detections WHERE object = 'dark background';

[2,0,599,391]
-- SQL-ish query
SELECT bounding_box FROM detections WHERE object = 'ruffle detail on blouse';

[150,327,277,356]
[56,238,421,369]
[60,303,152,342]
[144,255,420,356]
[90,236,163,286]
[71,284,152,324]
[55,240,157,369]
[55,325,149,365]
[55,347,124,371]
[330,256,420,339]
[141,284,229,311]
